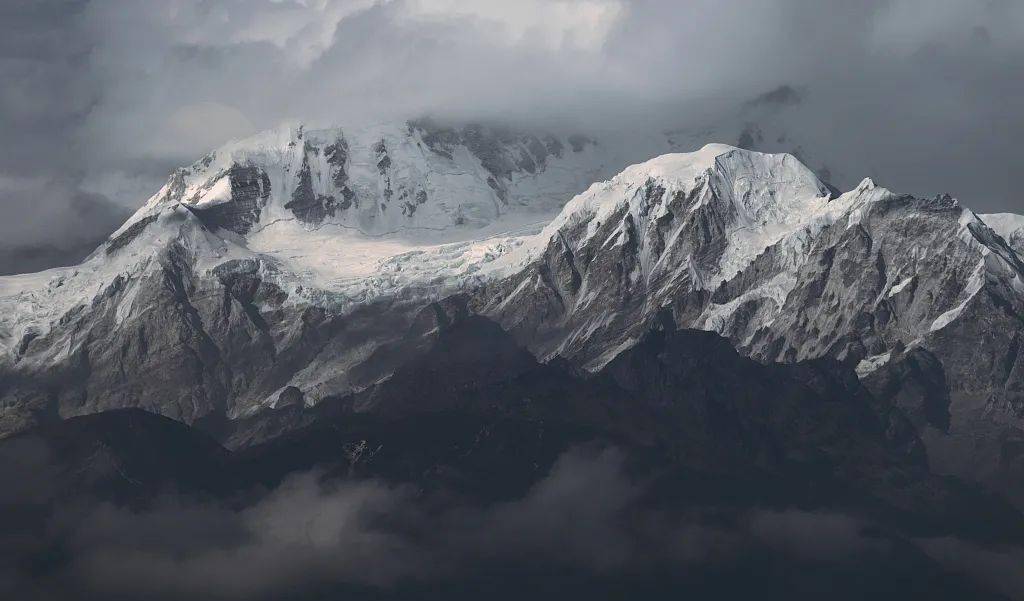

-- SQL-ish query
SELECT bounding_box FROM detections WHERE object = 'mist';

[2,0,1023,272]
[9,443,1008,601]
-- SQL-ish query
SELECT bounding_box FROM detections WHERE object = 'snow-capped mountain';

[476,144,836,367]
[135,120,618,237]
[477,145,1024,499]
[1,126,1023,503]
[0,119,677,436]
[481,147,1024,374]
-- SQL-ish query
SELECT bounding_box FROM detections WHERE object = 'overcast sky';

[2,0,1023,269]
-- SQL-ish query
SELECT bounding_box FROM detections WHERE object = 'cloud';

[747,509,881,561]
[919,537,1024,601]
[402,0,626,50]
[62,448,640,597]
[68,475,421,598]
[2,441,1022,600]
[2,0,1023,273]
[0,176,130,275]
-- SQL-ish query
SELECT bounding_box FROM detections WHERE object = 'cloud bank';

[2,0,1023,272]
[3,442,1020,600]
[11,444,999,601]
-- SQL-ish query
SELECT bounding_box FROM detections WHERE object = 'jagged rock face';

[477,154,1022,394]
[730,194,1020,364]
[477,150,1024,500]
[2,135,1024,508]
[105,214,159,254]
[982,212,1024,255]
[475,146,835,367]
[721,195,1024,492]
[187,165,271,234]
[6,322,1022,601]
[0,206,438,433]
[285,141,345,224]
[0,119,630,434]
[129,121,617,239]
[409,118,594,205]
[0,245,433,431]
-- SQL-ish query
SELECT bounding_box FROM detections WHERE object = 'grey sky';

[2,0,1023,271]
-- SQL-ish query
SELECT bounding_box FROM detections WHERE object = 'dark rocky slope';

[2,313,1021,600]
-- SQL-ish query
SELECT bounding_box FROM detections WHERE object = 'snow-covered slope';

[478,144,839,366]
[131,121,617,236]
[2,130,1024,505]
[982,212,1024,255]
[482,149,1024,374]
[0,121,622,343]
[0,119,663,434]
[477,145,1024,501]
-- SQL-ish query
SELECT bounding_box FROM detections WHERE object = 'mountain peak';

[3,125,1024,517]
[614,143,740,184]
[526,144,833,293]
[113,119,624,250]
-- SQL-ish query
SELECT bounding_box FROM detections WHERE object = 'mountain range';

[1,118,1023,599]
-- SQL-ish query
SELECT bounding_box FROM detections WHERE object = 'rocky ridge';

[1,132,1023,505]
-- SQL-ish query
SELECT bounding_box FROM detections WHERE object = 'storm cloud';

[2,0,1023,272]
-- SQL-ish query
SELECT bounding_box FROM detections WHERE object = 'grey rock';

[477,158,1024,503]
[4,138,1024,511]
[189,165,271,234]
[285,144,338,225]
[106,214,159,254]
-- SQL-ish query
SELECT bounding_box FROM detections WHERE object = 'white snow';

[929,302,968,333]
[856,352,892,377]
[980,212,1024,240]
[980,212,1024,256]
[4,120,1024,384]
[535,145,738,250]
[928,260,985,333]
[888,276,915,297]
[243,214,545,306]
[0,120,640,358]
[189,175,233,208]
[0,204,245,364]
[526,144,835,291]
